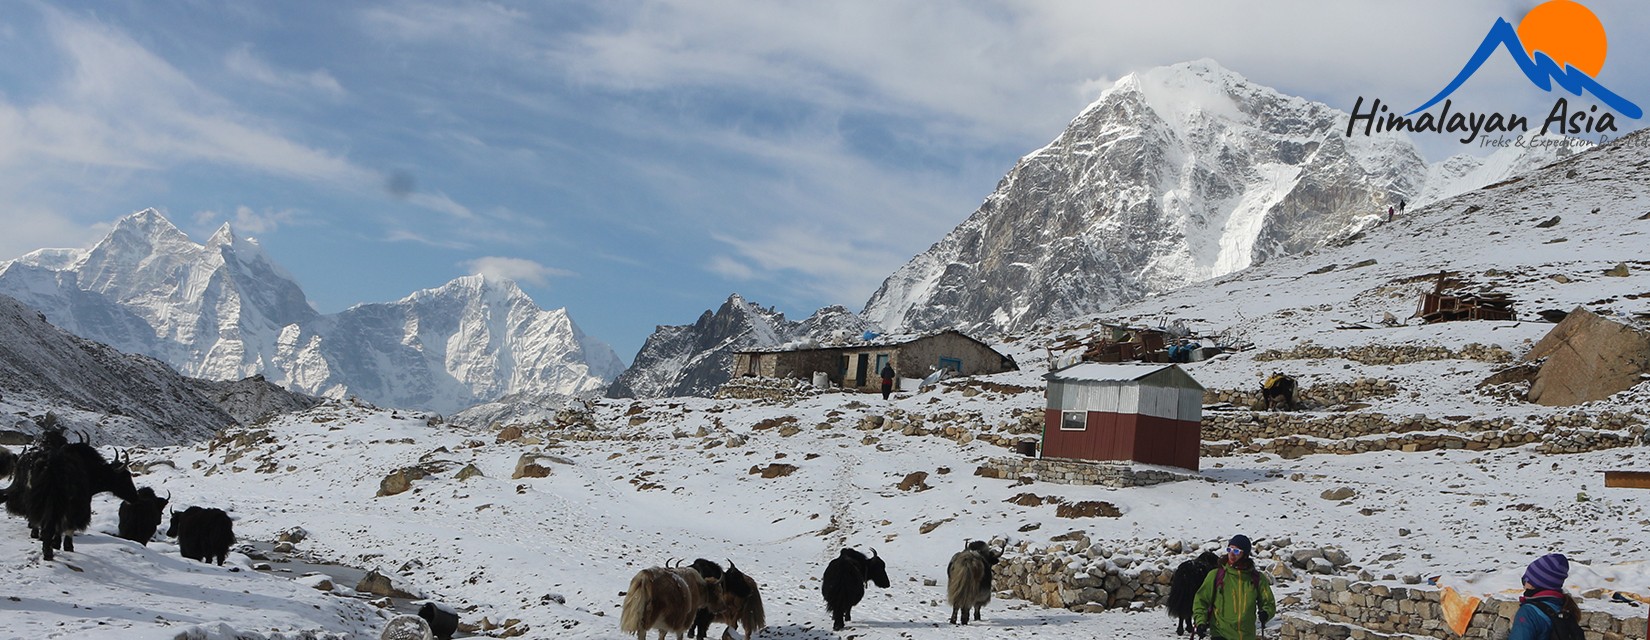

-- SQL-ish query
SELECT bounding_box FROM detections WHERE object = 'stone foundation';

[975,456,1197,488]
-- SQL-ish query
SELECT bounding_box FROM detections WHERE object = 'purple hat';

[1523,553,1569,591]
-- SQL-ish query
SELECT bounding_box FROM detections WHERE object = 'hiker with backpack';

[1192,534,1277,640]
[1508,553,1585,640]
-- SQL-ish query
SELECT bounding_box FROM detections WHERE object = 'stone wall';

[989,535,1347,613]
[1254,342,1514,365]
[1204,378,1399,409]
[712,376,829,401]
[1200,411,1645,458]
[1277,577,1647,640]
[974,456,1196,488]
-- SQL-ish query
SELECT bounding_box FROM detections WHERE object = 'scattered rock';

[750,463,798,479]
[1535,215,1561,228]
[456,463,486,481]
[1320,487,1356,501]
[896,471,931,492]
[1604,263,1631,277]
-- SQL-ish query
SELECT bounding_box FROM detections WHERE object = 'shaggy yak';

[167,506,236,566]
[117,487,169,546]
[620,564,722,640]
[1166,551,1222,636]
[947,541,1000,625]
[1261,373,1297,411]
[417,601,459,640]
[4,431,140,560]
[820,547,890,631]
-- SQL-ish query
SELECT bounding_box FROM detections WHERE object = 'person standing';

[1508,553,1579,640]
[1193,535,1277,640]
[879,362,896,400]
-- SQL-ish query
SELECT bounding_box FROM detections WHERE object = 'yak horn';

[666,558,680,568]
[869,548,878,558]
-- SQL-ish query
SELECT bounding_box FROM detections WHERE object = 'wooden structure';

[1041,362,1204,471]
[731,330,1017,392]
[1415,271,1516,322]
[1604,471,1650,489]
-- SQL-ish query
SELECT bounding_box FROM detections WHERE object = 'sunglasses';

[1227,546,1244,556]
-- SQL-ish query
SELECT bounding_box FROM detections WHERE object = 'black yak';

[947,541,1000,625]
[0,446,15,482]
[117,487,169,546]
[167,506,236,566]
[713,561,765,640]
[820,547,889,631]
[1166,551,1222,636]
[4,431,140,560]
[417,601,459,640]
[688,559,725,640]
[620,565,722,640]
[1261,373,1297,411]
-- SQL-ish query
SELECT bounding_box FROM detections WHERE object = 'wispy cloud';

[461,256,573,287]
[192,206,299,235]
[225,45,345,97]
[360,1,527,45]
[385,228,471,249]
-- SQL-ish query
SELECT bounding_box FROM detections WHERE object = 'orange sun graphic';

[1517,0,1608,76]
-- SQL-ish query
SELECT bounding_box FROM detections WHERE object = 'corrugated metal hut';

[1042,362,1204,471]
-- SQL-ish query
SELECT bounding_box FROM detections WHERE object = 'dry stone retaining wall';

[1277,577,1646,640]
[1201,411,1644,458]
[1205,378,1400,409]
[1255,343,1514,365]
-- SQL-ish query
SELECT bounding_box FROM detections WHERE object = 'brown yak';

[621,564,722,640]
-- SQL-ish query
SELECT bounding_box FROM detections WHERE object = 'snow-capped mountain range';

[606,294,871,399]
[860,59,1577,335]
[0,210,624,414]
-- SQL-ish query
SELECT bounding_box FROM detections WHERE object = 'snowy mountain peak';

[861,59,1576,336]
[0,209,622,413]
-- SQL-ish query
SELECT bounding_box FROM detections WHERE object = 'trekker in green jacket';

[1193,534,1277,640]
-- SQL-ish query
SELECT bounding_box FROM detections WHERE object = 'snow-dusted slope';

[606,294,872,399]
[0,293,234,445]
[861,59,1574,336]
[0,210,623,414]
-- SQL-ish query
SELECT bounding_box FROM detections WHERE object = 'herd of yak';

[2,423,1242,639]
[618,540,1008,640]
[0,427,235,564]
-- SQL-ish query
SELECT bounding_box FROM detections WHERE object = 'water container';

[812,371,830,389]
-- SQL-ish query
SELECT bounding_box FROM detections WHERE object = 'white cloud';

[706,255,755,281]
[225,45,345,97]
[460,256,573,287]
[192,205,298,235]
[360,1,527,44]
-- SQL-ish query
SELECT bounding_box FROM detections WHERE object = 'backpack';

[1531,599,1586,640]
[1204,565,1266,625]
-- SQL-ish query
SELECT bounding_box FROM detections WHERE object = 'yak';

[713,561,765,640]
[167,506,236,566]
[0,446,14,483]
[117,487,169,546]
[4,431,140,560]
[620,564,722,640]
[1166,551,1222,636]
[820,547,889,631]
[1261,373,1297,411]
[947,541,1000,625]
[417,601,459,640]
[688,559,725,640]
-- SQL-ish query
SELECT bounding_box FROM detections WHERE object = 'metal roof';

[1044,362,1203,389]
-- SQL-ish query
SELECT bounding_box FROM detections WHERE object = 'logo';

[1347,0,1640,145]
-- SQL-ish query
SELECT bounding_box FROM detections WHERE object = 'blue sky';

[2,1,1646,360]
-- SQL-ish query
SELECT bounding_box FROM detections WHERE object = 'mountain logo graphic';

[1410,0,1640,118]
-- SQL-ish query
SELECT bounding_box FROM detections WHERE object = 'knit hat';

[1523,553,1569,591]
[1228,534,1252,556]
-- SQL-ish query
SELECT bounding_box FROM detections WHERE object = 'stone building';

[730,330,1016,392]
